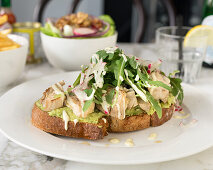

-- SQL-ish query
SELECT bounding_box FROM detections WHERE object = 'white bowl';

[0,34,28,88]
[41,32,117,71]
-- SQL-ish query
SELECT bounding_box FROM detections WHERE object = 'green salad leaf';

[145,92,162,118]
[83,99,93,112]
[41,21,61,37]
[169,77,184,104]
[99,15,115,37]
[73,73,81,88]
[106,89,115,105]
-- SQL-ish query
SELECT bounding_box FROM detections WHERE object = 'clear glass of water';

[155,26,207,83]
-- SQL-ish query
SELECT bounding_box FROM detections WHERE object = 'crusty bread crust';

[32,104,175,139]
[150,105,175,127]
[32,105,108,140]
[108,114,150,133]
[108,105,175,132]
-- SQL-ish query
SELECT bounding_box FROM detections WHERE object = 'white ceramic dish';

[41,32,117,71]
[0,72,213,165]
[0,34,28,88]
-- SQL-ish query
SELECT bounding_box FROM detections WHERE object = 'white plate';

[0,72,213,165]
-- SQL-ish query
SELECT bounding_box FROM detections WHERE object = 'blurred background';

[9,0,204,43]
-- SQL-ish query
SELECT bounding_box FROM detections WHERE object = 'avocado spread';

[36,101,104,124]
[125,106,145,116]
[36,93,175,122]
[160,93,175,108]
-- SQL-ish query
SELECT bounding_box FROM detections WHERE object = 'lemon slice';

[184,25,213,47]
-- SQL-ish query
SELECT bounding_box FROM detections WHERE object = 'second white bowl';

[0,34,28,88]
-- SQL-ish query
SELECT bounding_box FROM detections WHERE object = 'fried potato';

[0,34,20,52]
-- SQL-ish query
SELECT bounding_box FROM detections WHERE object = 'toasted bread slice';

[32,104,175,139]
[150,105,175,127]
[108,114,150,133]
[108,105,175,132]
[32,104,109,140]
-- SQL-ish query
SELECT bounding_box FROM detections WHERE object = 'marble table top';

[0,43,213,170]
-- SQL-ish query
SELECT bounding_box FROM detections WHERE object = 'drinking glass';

[156,26,207,83]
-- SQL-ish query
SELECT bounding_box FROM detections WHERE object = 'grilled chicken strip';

[97,88,138,119]
[149,71,170,103]
[41,81,65,112]
[126,89,138,110]
[66,95,95,118]
[138,98,151,112]
[110,89,127,120]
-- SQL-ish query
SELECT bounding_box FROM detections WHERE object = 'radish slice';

[62,20,110,38]
[73,28,97,36]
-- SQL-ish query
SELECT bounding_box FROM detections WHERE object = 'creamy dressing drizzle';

[124,69,147,102]
[119,53,127,62]
[91,54,99,64]
[116,103,121,119]
[135,74,139,81]
[101,96,110,114]
[119,76,124,82]
[109,138,120,144]
[80,142,91,145]
[173,113,190,119]
[125,138,134,147]
[148,133,157,140]
[122,95,126,119]
[102,118,107,123]
[145,81,151,88]
[105,47,117,54]
[73,119,78,126]
[62,110,69,130]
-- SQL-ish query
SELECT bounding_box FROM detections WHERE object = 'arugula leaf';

[94,99,102,104]
[112,57,126,106]
[83,99,93,112]
[149,81,171,91]
[126,69,134,77]
[141,65,149,78]
[145,92,162,118]
[106,89,115,105]
[169,70,180,77]
[108,53,114,60]
[73,73,81,88]
[169,77,184,104]
[137,69,171,91]
[124,70,148,102]
[96,50,108,60]
[129,56,137,69]
[84,88,93,97]
[94,88,103,103]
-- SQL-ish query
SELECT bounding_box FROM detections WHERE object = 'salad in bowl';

[41,12,115,38]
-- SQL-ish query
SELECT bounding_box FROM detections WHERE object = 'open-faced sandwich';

[32,47,183,140]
